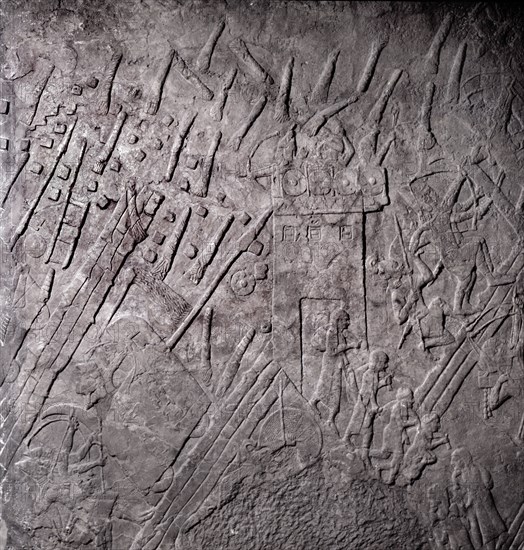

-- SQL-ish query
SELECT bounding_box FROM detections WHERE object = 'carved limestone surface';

[1,1,524,549]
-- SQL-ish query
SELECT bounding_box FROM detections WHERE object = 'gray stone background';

[0,1,523,548]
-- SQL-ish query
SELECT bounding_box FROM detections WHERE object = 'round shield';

[308,166,333,196]
[334,168,360,196]
[281,169,307,196]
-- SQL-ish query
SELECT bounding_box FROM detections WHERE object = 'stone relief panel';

[0,1,523,549]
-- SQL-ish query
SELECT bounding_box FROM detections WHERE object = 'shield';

[359,166,386,199]
[281,168,307,196]
[307,164,334,196]
[334,168,360,196]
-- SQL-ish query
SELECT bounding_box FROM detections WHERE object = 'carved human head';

[74,361,108,409]
[451,447,473,469]
[370,350,389,371]
[375,259,406,288]
[330,308,350,331]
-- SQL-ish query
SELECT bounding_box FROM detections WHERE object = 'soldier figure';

[310,308,361,431]
[344,350,392,462]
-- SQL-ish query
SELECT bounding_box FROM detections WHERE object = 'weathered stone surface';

[0,1,524,549]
